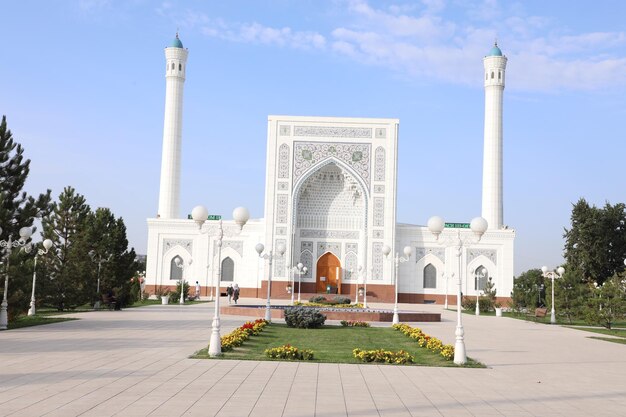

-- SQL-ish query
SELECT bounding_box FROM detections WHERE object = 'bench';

[102,295,119,310]
[534,307,548,318]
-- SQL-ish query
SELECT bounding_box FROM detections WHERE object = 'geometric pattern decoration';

[293,142,371,188]
[373,229,384,239]
[344,251,358,280]
[374,184,385,193]
[345,242,358,255]
[279,125,291,136]
[374,146,385,181]
[301,241,313,252]
[300,229,359,239]
[317,242,341,260]
[415,247,446,264]
[274,238,287,277]
[300,250,313,278]
[294,126,372,138]
[213,240,243,257]
[373,197,384,227]
[372,242,383,280]
[277,181,289,191]
[162,239,192,256]
[276,194,288,224]
[466,248,497,266]
[275,227,287,236]
[375,128,386,139]
[278,143,290,178]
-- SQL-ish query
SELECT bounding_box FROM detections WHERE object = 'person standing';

[195,281,201,300]
[226,284,234,304]
[233,283,240,304]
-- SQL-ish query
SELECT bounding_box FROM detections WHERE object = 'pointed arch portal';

[316,252,341,293]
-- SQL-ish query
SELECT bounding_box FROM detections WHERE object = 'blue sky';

[2,0,625,275]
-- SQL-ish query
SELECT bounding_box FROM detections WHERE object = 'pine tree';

[0,116,51,320]
[41,187,91,310]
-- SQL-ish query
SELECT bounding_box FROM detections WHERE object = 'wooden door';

[316,252,341,293]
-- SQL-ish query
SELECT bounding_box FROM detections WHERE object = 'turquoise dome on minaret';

[488,42,503,56]
[171,33,183,48]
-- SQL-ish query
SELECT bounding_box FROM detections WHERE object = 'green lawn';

[589,337,626,345]
[193,324,484,367]
[454,308,626,327]
[569,327,626,338]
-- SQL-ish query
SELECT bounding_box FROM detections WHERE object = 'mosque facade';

[145,36,515,303]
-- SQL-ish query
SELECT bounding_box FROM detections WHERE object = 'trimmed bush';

[309,295,327,303]
[352,348,414,364]
[340,320,370,327]
[265,344,315,360]
[284,307,326,328]
[332,296,352,305]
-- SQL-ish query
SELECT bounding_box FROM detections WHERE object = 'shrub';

[284,307,326,328]
[309,295,327,303]
[265,344,314,360]
[332,296,352,305]
[352,348,413,364]
[340,320,370,327]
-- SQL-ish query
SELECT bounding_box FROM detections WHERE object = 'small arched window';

[423,264,437,289]
[491,72,494,79]
[170,256,183,281]
[221,257,234,282]
[474,266,489,291]
[171,62,175,70]
[179,63,182,71]
[498,71,501,80]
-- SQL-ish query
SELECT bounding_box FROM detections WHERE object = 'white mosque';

[145,35,515,304]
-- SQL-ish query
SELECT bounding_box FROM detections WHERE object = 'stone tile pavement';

[1,299,625,416]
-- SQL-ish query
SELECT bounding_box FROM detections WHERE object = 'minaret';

[481,42,507,230]
[157,33,188,219]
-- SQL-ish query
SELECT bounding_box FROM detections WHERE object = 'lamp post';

[298,266,307,303]
[381,245,412,325]
[256,242,286,321]
[474,267,486,316]
[541,265,565,324]
[191,205,250,357]
[290,262,303,305]
[427,215,488,365]
[89,251,112,310]
[174,257,192,305]
[28,239,53,316]
[443,272,454,310]
[1,226,33,330]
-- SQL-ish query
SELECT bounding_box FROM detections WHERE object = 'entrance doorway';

[316,252,341,293]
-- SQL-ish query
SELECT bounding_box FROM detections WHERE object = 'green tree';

[41,187,91,310]
[564,199,626,285]
[84,208,138,307]
[583,275,626,329]
[553,269,588,324]
[0,115,51,320]
[510,269,544,312]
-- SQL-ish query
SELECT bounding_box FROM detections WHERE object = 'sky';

[2,0,625,276]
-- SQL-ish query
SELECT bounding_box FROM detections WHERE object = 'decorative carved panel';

[467,249,497,266]
[213,240,243,257]
[373,229,384,239]
[301,241,313,252]
[300,229,359,239]
[372,242,383,280]
[344,252,358,279]
[373,197,384,227]
[415,247,446,263]
[294,126,372,138]
[300,250,313,278]
[279,125,291,136]
[275,227,287,236]
[293,142,371,189]
[274,238,286,277]
[374,184,385,194]
[317,242,341,259]
[162,239,192,256]
[345,243,358,255]
[276,194,288,224]
[374,146,385,181]
[375,128,386,139]
[277,181,289,191]
[278,143,290,179]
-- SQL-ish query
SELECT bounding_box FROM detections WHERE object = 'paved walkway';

[1,299,625,417]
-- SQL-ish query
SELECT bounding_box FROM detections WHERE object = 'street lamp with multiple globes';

[191,205,250,357]
[298,266,307,303]
[474,267,487,316]
[89,250,112,310]
[28,239,53,316]
[0,226,33,330]
[255,242,286,321]
[541,265,565,324]
[290,262,304,305]
[174,257,192,305]
[427,215,488,365]
[381,244,412,325]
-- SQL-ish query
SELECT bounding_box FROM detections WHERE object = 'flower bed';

[265,344,314,360]
[392,323,454,361]
[352,348,414,364]
[219,319,269,352]
[340,320,370,327]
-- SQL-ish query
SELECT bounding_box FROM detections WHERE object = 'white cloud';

[166,0,626,92]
